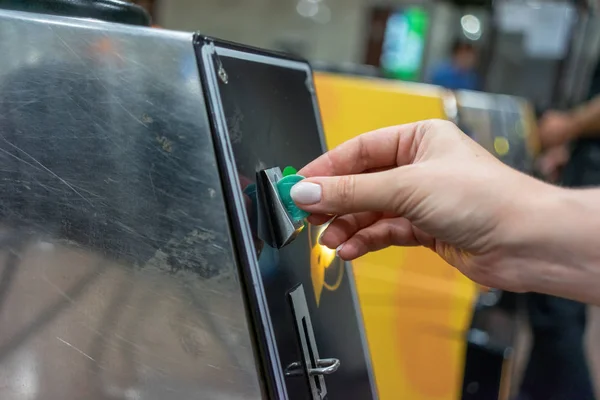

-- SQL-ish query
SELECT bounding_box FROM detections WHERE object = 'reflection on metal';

[442,89,459,123]
[0,10,262,400]
[285,358,340,377]
[310,358,341,376]
[257,167,305,249]
[309,223,344,306]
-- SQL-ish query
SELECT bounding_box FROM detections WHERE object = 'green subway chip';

[276,174,310,222]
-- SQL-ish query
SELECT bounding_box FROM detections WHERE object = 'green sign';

[380,8,429,81]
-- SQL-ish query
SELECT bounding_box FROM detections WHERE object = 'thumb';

[291,168,414,215]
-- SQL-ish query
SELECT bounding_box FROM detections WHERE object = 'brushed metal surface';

[0,10,262,400]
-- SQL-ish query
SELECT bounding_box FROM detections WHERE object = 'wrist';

[518,187,600,301]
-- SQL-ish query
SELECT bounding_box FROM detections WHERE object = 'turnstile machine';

[0,7,376,400]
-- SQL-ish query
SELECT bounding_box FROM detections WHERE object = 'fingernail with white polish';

[290,182,322,205]
[335,243,345,258]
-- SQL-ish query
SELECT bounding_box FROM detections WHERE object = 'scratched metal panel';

[0,10,262,400]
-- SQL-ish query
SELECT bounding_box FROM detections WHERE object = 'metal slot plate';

[257,167,304,249]
[288,284,328,399]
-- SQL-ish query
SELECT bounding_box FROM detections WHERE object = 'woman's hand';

[291,120,563,294]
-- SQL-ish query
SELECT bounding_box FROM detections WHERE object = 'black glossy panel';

[204,43,375,400]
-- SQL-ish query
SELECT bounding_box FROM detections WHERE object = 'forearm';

[524,187,600,304]
[570,96,600,139]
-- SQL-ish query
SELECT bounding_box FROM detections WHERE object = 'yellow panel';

[314,72,478,400]
[315,73,448,149]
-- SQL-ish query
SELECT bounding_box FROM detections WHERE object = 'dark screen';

[215,52,374,399]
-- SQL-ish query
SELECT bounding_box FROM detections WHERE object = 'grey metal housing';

[0,10,263,400]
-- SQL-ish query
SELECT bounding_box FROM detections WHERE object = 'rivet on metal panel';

[209,42,228,84]
[218,65,228,84]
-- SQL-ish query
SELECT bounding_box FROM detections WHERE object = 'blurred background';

[132,0,598,111]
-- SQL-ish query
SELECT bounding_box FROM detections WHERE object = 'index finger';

[299,122,423,178]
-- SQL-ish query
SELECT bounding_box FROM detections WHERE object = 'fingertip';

[319,222,348,249]
[335,243,346,259]
[319,230,342,250]
[336,242,362,261]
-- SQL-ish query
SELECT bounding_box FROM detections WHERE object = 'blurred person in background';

[428,39,480,91]
[518,62,600,400]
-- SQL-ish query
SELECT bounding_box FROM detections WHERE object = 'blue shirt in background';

[429,61,479,91]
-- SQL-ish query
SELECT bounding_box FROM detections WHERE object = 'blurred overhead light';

[297,0,319,18]
[461,14,482,40]
[296,0,330,23]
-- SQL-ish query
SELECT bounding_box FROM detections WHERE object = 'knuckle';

[384,221,398,245]
[390,171,422,215]
[428,119,456,132]
[325,150,340,176]
[354,229,375,249]
[418,119,463,151]
[356,135,371,171]
[335,175,356,207]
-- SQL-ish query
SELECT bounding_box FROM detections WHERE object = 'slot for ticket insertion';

[256,167,305,249]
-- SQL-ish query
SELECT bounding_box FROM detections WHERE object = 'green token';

[282,166,297,177]
[276,174,310,222]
